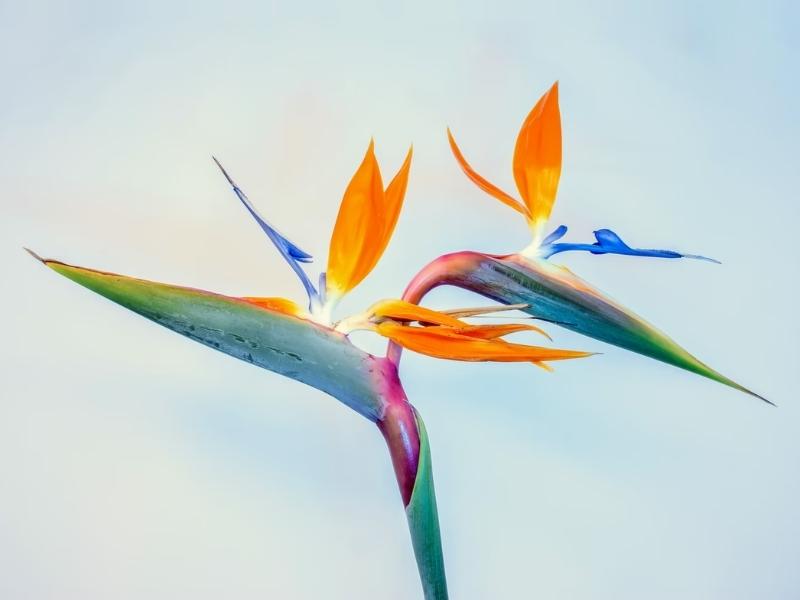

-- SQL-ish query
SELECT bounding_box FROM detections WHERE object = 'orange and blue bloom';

[395,82,767,402]
[29,138,593,600]
[28,82,767,600]
[447,82,718,263]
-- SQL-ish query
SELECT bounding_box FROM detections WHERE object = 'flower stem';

[376,359,449,599]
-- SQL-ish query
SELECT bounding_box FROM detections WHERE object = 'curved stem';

[376,358,449,599]
[386,251,488,366]
[376,360,421,504]
[36,253,454,596]
[387,249,766,402]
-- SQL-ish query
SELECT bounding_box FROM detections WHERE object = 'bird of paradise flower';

[403,82,768,403]
[28,82,766,600]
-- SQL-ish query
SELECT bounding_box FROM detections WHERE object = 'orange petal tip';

[447,128,530,219]
[513,82,563,231]
[241,296,304,317]
[326,141,412,298]
[376,319,591,366]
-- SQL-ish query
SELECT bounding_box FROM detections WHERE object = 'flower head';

[214,142,590,370]
[214,141,412,321]
[337,299,590,370]
[447,82,716,262]
[385,83,766,401]
[326,140,413,301]
[28,90,769,600]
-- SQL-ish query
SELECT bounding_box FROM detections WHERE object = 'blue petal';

[541,224,568,246]
[213,157,313,262]
[213,157,319,303]
[542,227,720,263]
[593,228,630,250]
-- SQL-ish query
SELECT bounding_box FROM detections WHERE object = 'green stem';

[377,363,448,600]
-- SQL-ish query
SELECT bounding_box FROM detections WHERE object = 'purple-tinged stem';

[375,358,420,505]
[387,251,487,366]
[386,249,765,401]
[374,358,448,599]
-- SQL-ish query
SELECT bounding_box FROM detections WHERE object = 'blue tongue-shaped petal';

[593,228,630,249]
[542,227,720,263]
[410,251,768,403]
[281,239,313,262]
[213,157,313,262]
[541,224,569,246]
[213,157,318,305]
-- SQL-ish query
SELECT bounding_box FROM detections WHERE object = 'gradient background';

[2,1,798,598]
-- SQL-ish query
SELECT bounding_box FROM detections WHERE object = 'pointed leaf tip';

[24,247,45,262]
[211,155,234,185]
[36,257,386,420]
[456,254,767,404]
[726,382,774,406]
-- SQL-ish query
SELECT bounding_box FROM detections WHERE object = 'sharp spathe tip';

[685,253,722,265]
[212,156,235,186]
[709,370,772,406]
[23,247,45,262]
[746,388,775,406]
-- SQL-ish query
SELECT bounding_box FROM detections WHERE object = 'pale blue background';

[2,1,798,598]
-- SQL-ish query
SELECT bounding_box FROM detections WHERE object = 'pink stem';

[375,357,420,505]
[386,251,488,366]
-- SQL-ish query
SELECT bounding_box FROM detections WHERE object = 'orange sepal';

[326,142,412,298]
[241,296,303,316]
[376,321,591,365]
[439,322,552,341]
[447,128,530,218]
[513,81,562,227]
[369,299,466,328]
[382,146,413,251]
